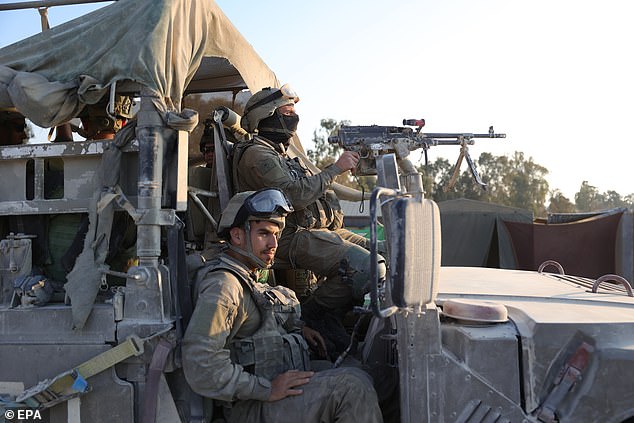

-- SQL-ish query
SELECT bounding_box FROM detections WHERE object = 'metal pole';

[135,87,164,265]
[0,0,115,12]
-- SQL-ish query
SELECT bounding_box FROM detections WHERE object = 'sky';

[0,0,632,200]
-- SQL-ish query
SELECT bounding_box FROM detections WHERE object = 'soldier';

[182,188,382,423]
[199,120,215,168]
[186,120,222,251]
[75,95,133,140]
[232,85,386,355]
[0,108,28,145]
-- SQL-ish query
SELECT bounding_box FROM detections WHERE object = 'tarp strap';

[141,339,173,423]
[167,218,193,331]
[15,335,145,410]
[38,7,49,31]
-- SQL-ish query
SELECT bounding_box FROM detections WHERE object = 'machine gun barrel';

[419,130,505,147]
[422,132,506,139]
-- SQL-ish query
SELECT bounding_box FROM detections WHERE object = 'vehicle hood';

[437,266,634,325]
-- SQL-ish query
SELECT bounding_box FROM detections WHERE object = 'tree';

[419,151,550,215]
[306,118,344,168]
[418,157,454,200]
[574,181,633,212]
[548,190,576,214]
[575,181,603,212]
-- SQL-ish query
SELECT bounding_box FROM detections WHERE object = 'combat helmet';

[217,188,293,238]
[0,107,24,123]
[240,84,299,133]
[78,95,135,138]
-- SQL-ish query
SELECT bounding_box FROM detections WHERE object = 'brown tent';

[504,210,624,279]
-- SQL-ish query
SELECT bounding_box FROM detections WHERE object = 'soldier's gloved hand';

[268,369,314,402]
[303,326,328,358]
[334,151,360,174]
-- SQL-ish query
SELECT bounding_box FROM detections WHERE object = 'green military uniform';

[182,252,382,422]
[233,136,384,310]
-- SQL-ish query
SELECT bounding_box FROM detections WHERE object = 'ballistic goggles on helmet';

[244,84,299,115]
[217,188,294,237]
[234,188,293,224]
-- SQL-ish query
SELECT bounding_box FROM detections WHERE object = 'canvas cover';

[0,0,279,128]
[504,210,624,279]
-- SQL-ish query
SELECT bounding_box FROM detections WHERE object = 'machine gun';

[328,119,505,190]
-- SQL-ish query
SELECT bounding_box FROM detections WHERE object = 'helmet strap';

[227,221,272,269]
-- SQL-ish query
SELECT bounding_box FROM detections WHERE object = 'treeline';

[308,119,634,217]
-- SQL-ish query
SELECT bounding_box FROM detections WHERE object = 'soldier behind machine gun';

[328,119,505,190]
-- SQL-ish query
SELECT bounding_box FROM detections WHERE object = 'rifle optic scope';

[403,119,425,127]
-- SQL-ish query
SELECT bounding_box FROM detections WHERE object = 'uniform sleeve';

[238,144,342,209]
[182,274,272,402]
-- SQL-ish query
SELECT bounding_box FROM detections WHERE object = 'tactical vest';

[204,257,310,380]
[232,137,344,231]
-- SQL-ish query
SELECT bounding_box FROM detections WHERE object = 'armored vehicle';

[1,1,633,422]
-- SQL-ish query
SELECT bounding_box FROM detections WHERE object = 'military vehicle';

[0,1,633,423]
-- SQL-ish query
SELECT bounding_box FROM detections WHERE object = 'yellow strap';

[444,146,465,192]
[38,7,50,31]
[18,335,145,408]
[51,335,143,394]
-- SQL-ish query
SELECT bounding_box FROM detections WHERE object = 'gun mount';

[328,120,505,190]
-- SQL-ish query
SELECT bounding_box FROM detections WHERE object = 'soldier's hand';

[334,151,360,173]
[268,370,314,402]
[303,326,328,358]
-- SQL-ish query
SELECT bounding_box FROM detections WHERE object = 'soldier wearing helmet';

[76,95,133,140]
[0,108,28,146]
[215,188,292,269]
[183,188,382,423]
[232,85,387,357]
[199,119,215,168]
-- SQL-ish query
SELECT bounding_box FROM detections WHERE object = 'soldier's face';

[0,118,26,145]
[248,220,280,267]
[231,220,281,267]
[202,145,215,166]
[277,104,296,116]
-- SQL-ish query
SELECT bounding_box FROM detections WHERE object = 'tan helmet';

[217,188,293,238]
[79,95,134,135]
[240,84,299,133]
[0,107,24,123]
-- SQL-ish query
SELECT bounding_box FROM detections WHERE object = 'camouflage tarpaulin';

[0,0,279,127]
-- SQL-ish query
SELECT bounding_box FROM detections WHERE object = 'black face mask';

[281,113,299,132]
[258,111,300,147]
